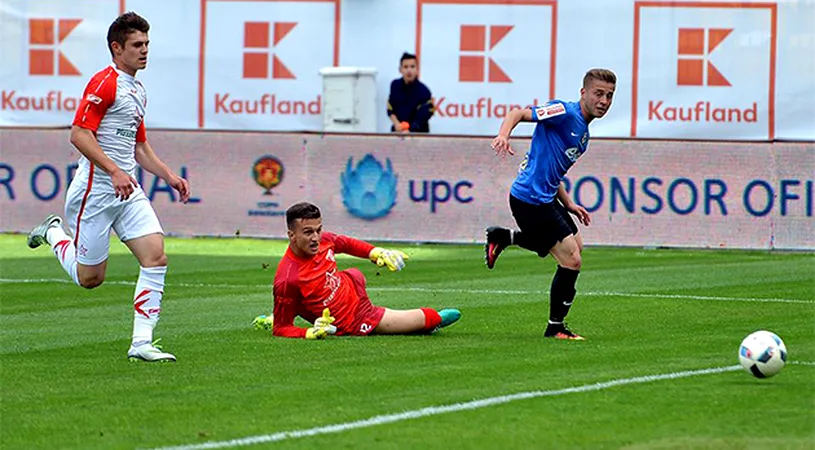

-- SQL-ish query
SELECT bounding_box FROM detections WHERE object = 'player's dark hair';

[583,68,616,88]
[400,52,417,65]
[286,202,321,229]
[107,12,150,58]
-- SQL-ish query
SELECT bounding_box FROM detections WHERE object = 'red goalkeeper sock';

[421,308,441,331]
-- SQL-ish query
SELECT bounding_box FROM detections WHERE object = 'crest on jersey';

[326,249,335,262]
[324,269,341,297]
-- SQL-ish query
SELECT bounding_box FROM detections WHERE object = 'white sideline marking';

[150,365,742,450]
[0,278,812,305]
[791,361,815,366]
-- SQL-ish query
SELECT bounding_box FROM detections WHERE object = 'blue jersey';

[510,100,589,204]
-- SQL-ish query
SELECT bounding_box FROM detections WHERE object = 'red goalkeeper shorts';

[342,268,385,336]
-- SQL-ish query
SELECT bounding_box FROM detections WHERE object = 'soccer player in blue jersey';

[485,68,616,340]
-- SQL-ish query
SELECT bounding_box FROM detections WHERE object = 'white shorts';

[65,181,164,266]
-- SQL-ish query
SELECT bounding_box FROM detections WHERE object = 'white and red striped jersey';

[71,64,148,193]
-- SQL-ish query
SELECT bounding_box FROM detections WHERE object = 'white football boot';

[127,339,176,362]
[27,214,63,249]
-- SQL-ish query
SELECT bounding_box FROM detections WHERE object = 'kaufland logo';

[28,18,81,76]
[212,19,320,117]
[243,21,296,79]
[459,25,512,83]
[416,0,557,127]
[633,2,777,139]
[200,0,340,127]
[677,28,731,86]
[649,27,756,124]
[1,18,83,112]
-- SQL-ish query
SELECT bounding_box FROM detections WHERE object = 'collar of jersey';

[110,63,136,81]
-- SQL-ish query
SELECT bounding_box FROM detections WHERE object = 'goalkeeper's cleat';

[127,339,177,362]
[432,308,461,334]
[253,314,274,331]
[544,323,585,341]
[485,226,511,269]
[27,214,63,249]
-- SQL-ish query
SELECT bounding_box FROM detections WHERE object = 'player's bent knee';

[561,254,582,271]
[143,253,168,268]
[78,274,105,289]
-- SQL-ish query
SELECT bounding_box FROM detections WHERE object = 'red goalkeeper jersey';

[272,232,374,338]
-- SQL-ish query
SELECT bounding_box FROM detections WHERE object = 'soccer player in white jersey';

[27,12,190,362]
[485,69,616,340]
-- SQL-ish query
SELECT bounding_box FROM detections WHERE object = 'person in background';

[387,52,434,133]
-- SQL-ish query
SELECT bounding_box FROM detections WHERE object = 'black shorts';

[509,194,578,257]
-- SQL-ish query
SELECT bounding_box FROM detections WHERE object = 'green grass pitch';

[1,234,813,449]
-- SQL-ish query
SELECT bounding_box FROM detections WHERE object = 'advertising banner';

[200,0,339,131]
[0,0,123,126]
[1,129,812,249]
[1,0,813,140]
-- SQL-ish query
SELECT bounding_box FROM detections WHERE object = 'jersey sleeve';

[530,100,567,124]
[272,295,307,338]
[72,71,117,132]
[136,121,147,143]
[387,79,398,116]
[323,232,374,259]
[272,275,308,339]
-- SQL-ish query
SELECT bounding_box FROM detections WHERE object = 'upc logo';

[29,18,82,76]
[340,154,398,220]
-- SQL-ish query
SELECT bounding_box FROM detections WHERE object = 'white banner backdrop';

[1,0,813,140]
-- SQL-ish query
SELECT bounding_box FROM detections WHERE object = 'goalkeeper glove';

[305,308,337,340]
[305,327,328,340]
[369,247,409,271]
[313,307,337,334]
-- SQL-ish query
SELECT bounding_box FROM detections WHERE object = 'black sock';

[549,265,580,323]
[512,230,537,252]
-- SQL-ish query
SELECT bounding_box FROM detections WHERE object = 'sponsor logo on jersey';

[534,103,565,120]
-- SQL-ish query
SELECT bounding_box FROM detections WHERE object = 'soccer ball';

[738,330,787,378]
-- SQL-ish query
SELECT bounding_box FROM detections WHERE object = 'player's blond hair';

[583,69,617,88]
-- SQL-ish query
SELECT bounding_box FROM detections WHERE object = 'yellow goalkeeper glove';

[305,308,337,340]
[369,247,409,271]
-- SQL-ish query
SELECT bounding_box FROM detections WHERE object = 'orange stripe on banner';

[74,165,94,249]
[198,0,207,128]
[768,3,777,140]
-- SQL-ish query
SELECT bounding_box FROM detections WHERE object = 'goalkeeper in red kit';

[253,202,461,339]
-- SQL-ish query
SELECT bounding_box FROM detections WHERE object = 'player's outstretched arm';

[492,108,533,156]
[135,141,191,203]
[70,126,138,200]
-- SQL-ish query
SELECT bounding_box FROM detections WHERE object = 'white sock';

[131,266,167,347]
[46,227,80,286]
